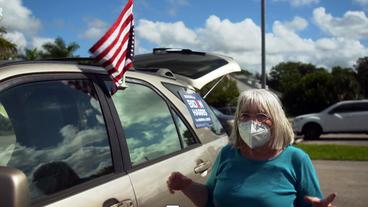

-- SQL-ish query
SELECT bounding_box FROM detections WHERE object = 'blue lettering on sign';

[179,91,212,128]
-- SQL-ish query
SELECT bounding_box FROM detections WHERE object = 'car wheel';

[302,123,322,140]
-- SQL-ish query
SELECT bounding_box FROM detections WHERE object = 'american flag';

[89,0,135,92]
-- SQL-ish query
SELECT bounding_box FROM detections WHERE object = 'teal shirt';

[205,144,323,207]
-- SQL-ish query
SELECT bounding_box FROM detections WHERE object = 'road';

[295,133,368,146]
[314,160,368,207]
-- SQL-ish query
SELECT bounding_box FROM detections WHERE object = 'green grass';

[294,144,368,161]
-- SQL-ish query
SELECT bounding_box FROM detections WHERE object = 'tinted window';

[204,102,226,135]
[331,102,368,113]
[355,103,368,111]
[172,110,197,147]
[111,83,184,166]
[330,104,354,113]
[0,80,113,201]
[162,82,184,100]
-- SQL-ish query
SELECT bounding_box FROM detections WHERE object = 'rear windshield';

[134,53,228,79]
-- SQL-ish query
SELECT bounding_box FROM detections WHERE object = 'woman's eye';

[241,113,250,119]
[256,114,268,121]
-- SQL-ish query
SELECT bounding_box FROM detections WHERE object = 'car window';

[355,103,368,112]
[330,103,354,113]
[171,109,197,147]
[204,102,226,135]
[134,53,228,79]
[0,103,16,166]
[110,82,194,166]
[331,102,368,113]
[0,80,113,202]
[162,82,184,99]
[163,82,225,136]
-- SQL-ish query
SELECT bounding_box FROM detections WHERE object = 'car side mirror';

[0,166,29,207]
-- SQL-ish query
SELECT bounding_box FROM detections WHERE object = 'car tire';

[302,123,322,140]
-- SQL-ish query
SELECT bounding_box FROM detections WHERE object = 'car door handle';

[103,198,134,207]
[194,161,211,174]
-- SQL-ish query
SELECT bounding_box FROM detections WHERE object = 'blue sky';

[1,0,368,72]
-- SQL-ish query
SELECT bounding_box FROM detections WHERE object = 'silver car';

[293,99,368,139]
[0,49,240,207]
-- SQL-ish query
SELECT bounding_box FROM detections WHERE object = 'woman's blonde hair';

[229,89,294,150]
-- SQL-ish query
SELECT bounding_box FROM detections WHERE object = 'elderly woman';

[167,89,336,207]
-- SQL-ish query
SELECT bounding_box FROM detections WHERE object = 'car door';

[106,78,226,207]
[0,73,137,207]
[324,103,361,132]
[351,102,368,131]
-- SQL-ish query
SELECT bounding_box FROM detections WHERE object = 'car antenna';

[203,75,226,99]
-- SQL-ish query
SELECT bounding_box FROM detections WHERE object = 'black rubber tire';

[302,123,322,140]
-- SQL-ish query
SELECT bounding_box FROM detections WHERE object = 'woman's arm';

[295,152,336,207]
[167,146,225,206]
[181,181,209,207]
[167,172,209,207]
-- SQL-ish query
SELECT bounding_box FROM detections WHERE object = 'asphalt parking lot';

[298,134,368,206]
[314,160,368,207]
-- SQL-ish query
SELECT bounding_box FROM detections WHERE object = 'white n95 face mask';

[238,120,271,149]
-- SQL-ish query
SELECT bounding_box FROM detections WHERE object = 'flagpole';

[261,0,266,89]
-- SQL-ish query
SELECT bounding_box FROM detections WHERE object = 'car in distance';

[209,106,234,135]
[0,48,241,207]
[292,100,368,139]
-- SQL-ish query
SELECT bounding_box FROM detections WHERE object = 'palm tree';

[23,48,41,60]
[40,37,80,59]
[0,27,18,60]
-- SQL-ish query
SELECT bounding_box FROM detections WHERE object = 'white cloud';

[1,125,112,181]
[0,0,41,34]
[0,0,56,52]
[136,15,368,72]
[197,16,261,53]
[134,39,150,54]
[136,19,198,47]
[79,18,108,40]
[3,31,27,51]
[313,7,368,40]
[273,0,319,7]
[31,37,54,51]
[128,123,181,165]
[283,16,308,31]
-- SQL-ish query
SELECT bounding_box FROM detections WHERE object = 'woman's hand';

[167,172,193,194]
[304,193,336,207]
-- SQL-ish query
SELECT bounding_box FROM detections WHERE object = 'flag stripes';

[89,0,134,90]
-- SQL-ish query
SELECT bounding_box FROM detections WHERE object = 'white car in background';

[292,100,368,139]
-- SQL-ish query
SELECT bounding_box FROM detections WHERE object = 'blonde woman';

[167,89,336,207]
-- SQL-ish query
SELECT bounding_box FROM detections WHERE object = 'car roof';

[334,100,368,105]
[0,60,186,87]
[0,48,242,90]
